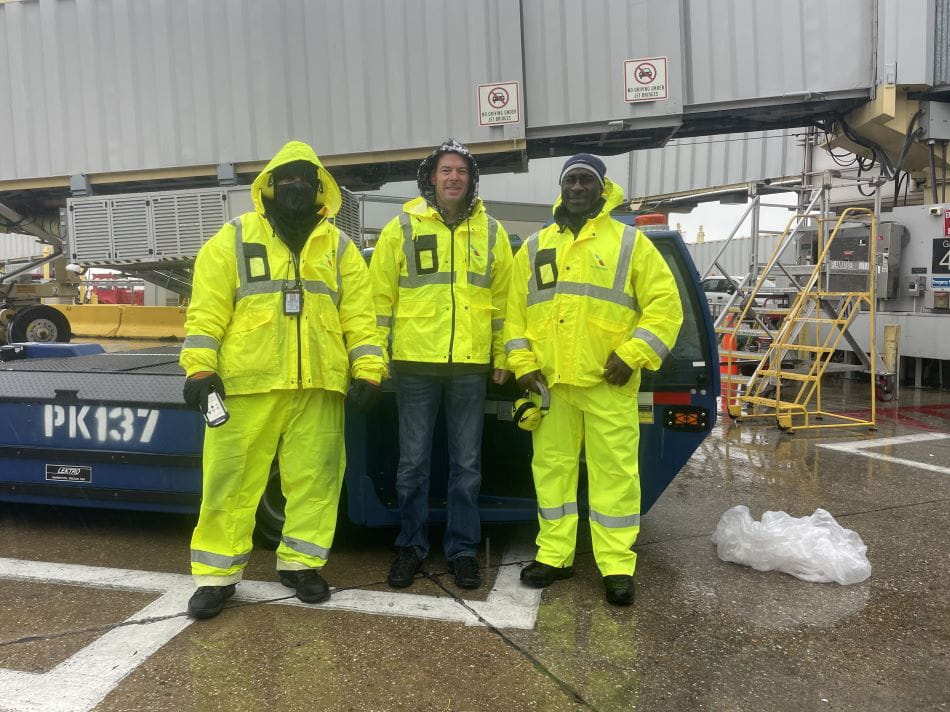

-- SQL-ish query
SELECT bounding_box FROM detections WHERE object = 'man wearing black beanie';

[505,153,683,605]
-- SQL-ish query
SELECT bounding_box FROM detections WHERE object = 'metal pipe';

[928,140,939,204]
[943,141,948,204]
[0,201,63,248]
[699,195,759,280]
[0,249,63,285]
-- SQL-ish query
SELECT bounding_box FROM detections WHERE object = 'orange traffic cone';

[720,314,739,412]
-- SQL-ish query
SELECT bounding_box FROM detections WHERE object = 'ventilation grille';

[68,189,229,264]
[332,187,362,246]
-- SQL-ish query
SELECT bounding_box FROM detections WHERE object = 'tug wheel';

[6,305,72,344]
[253,461,285,550]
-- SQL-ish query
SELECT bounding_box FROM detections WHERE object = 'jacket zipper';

[266,215,306,388]
[447,224,457,363]
[291,251,303,388]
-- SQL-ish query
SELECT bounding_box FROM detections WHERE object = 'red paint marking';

[652,392,693,405]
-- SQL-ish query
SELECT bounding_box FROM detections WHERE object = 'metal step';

[719,349,768,361]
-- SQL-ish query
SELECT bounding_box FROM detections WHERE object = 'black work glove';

[516,369,548,395]
[604,352,634,386]
[183,372,226,413]
[347,379,380,414]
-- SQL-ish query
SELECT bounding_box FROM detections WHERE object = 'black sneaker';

[279,569,331,604]
[519,560,574,588]
[448,556,481,589]
[603,575,636,606]
[187,584,236,619]
[388,547,423,588]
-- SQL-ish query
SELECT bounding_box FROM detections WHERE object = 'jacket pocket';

[220,308,279,377]
[393,299,438,358]
[586,314,631,367]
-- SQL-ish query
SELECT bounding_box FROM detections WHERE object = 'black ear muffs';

[512,382,550,431]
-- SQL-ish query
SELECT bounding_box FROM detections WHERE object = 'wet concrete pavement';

[0,382,948,711]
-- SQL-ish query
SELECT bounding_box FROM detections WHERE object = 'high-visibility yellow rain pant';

[531,381,641,577]
[190,388,345,586]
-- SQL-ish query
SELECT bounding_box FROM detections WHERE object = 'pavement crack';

[423,570,599,712]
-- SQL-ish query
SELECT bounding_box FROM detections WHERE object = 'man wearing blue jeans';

[369,139,513,589]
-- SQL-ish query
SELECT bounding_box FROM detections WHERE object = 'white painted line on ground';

[818,432,950,475]
[0,543,541,712]
[0,589,192,712]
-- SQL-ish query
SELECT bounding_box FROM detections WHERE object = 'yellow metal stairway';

[722,206,881,433]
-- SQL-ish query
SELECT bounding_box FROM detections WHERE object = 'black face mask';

[274,181,317,213]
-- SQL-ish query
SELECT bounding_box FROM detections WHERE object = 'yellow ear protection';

[512,382,550,431]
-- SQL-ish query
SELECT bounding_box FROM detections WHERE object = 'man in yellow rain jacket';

[370,139,513,590]
[180,141,385,619]
[505,154,682,606]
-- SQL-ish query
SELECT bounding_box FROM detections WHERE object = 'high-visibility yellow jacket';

[180,141,385,395]
[369,196,512,368]
[504,179,682,396]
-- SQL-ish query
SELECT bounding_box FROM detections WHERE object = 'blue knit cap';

[559,153,606,187]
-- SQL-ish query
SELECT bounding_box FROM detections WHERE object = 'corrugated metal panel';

[937,0,950,86]
[686,234,786,277]
[0,0,524,182]
[0,0,877,184]
[685,0,872,105]
[629,129,805,200]
[521,0,684,132]
[0,233,46,262]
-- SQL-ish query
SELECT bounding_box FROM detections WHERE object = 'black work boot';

[449,555,481,589]
[187,584,236,619]
[603,575,636,606]
[519,560,574,588]
[388,547,423,588]
[279,569,331,603]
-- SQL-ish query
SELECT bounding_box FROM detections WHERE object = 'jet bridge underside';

[0,0,875,210]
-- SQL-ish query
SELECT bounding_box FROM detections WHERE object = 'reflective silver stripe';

[524,230,543,305]
[281,535,330,560]
[505,337,530,354]
[539,502,579,520]
[468,271,491,288]
[612,226,637,292]
[349,344,383,362]
[633,327,670,360]
[232,218,247,294]
[399,213,418,282]
[467,216,498,288]
[190,548,251,569]
[182,334,219,351]
[491,318,504,332]
[336,231,349,306]
[399,272,453,288]
[527,290,555,307]
[589,510,641,528]
[556,281,637,309]
[301,279,337,301]
[237,279,284,298]
[377,315,393,328]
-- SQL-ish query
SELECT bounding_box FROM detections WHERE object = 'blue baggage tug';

[0,231,718,540]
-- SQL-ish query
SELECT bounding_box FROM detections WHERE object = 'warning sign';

[944,208,950,237]
[624,57,668,103]
[477,81,520,126]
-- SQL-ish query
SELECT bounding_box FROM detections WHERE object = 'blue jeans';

[394,372,486,560]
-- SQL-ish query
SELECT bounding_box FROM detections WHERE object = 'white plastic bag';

[711,505,871,585]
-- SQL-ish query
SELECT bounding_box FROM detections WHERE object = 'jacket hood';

[402,195,486,221]
[552,177,625,218]
[416,138,480,225]
[252,140,342,218]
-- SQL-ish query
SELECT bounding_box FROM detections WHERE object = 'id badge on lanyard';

[283,287,303,315]
[284,252,303,315]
